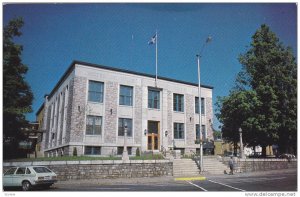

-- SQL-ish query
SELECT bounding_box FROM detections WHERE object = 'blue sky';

[3,3,297,129]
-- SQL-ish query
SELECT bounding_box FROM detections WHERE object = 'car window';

[25,168,32,174]
[16,167,26,174]
[4,167,17,175]
[33,167,52,173]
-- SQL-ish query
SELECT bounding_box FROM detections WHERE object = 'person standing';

[228,156,234,175]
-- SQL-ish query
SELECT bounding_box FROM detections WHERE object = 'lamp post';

[239,127,244,158]
[196,36,212,172]
[122,123,129,161]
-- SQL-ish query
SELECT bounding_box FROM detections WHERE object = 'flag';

[148,34,157,45]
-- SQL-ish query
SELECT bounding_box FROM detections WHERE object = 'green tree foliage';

[3,17,33,159]
[217,24,297,155]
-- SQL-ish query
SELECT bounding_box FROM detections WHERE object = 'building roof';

[47,60,214,100]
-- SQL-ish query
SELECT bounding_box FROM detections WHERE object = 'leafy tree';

[216,90,260,154]
[3,17,33,159]
[217,24,297,156]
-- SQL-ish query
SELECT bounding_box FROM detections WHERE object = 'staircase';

[173,159,200,177]
[202,156,229,174]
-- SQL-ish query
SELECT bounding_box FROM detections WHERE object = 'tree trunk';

[262,145,267,157]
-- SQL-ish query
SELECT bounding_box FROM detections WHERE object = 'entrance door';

[147,121,160,150]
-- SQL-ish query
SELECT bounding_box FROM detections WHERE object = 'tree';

[3,17,33,159]
[217,24,297,156]
[216,90,260,154]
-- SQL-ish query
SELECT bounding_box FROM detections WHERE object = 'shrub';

[73,147,77,156]
[136,147,141,157]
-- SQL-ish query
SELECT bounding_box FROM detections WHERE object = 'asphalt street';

[4,168,297,192]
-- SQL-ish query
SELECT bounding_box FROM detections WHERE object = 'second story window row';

[88,81,104,103]
[148,89,160,109]
[119,85,133,106]
[195,97,205,115]
[173,93,184,112]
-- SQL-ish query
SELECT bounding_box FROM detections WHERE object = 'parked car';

[3,166,57,191]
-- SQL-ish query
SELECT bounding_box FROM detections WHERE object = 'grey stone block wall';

[134,86,142,145]
[69,76,87,144]
[65,79,74,144]
[104,81,118,144]
[206,97,213,140]
[186,94,195,146]
[167,91,173,146]
[4,161,173,181]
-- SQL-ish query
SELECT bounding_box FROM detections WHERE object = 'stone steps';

[173,159,200,177]
[202,156,229,175]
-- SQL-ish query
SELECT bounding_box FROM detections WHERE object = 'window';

[118,118,133,137]
[174,123,184,139]
[196,124,206,140]
[88,81,104,103]
[117,147,132,155]
[86,116,102,135]
[25,168,32,174]
[5,167,17,175]
[195,97,205,115]
[148,89,160,109]
[85,146,101,155]
[119,85,133,106]
[16,167,26,175]
[33,167,52,173]
[173,94,184,112]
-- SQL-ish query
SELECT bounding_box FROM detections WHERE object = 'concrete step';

[173,159,200,177]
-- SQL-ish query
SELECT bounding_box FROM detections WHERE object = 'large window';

[86,116,102,135]
[174,123,185,139]
[195,97,205,115]
[119,85,133,106]
[118,118,133,137]
[117,147,132,155]
[173,94,184,112]
[88,81,104,103]
[148,89,160,109]
[196,124,206,140]
[85,146,101,155]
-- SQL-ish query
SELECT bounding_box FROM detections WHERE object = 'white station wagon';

[3,166,57,191]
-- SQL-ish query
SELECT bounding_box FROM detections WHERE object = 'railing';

[190,150,201,171]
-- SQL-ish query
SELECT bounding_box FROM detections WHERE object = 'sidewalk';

[204,168,297,179]
[58,175,175,186]
[57,168,297,186]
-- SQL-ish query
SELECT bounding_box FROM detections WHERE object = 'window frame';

[196,124,206,140]
[88,80,104,103]
[86,115,102,135]
[84,146,101,155]
[173,94,184,112]
[174,122,185,139]
[119,85,133,106]
[118,118,133,137]
[195,97,205,115]
[148,89,160,109]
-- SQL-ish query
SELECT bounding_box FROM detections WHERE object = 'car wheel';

[22,181,31,191]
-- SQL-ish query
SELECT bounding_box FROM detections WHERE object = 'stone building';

[40,60,213,157]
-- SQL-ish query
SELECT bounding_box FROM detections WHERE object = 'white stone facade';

[41,61,213,157]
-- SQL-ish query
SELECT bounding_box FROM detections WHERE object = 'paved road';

[4,168,297,192]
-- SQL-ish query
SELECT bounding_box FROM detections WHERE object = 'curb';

[174,176,206,181]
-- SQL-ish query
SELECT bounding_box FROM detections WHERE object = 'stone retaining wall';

[222,157,297,172]
[3,160,173,181]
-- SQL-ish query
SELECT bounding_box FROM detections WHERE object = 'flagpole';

[155,30,158,87]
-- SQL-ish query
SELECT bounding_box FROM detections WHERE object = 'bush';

[73,147,77,156]
[136,147,141,157]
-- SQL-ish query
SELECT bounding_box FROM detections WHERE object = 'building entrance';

[147,121,160,151]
